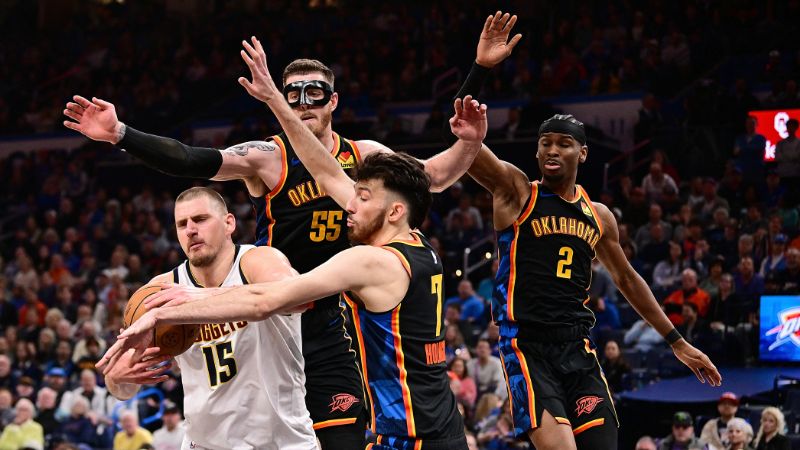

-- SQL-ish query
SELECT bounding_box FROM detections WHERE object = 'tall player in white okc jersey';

[103,187,317,450]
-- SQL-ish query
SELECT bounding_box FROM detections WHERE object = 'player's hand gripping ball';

[123,285,199,357]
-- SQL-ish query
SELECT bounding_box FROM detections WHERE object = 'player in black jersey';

[63,34,496,450]
[100,102,487,448]
[444,25,723,449]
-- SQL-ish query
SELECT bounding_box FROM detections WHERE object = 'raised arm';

[236,37,355,209]
[63,96,282,193]
[593,202,722,386]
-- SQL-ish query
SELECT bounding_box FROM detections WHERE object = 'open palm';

[63,95,121,143]
[476,11,523,68]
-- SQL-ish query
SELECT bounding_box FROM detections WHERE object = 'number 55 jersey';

[171,244,316,450]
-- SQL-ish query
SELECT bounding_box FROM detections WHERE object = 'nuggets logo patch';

[575,396,603,417]
[329,393,359,413]
[337,151,355,169]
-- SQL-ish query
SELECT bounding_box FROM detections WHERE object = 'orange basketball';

[123,284,199,357]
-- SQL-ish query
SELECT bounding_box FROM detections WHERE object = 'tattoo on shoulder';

[224,141,276,157]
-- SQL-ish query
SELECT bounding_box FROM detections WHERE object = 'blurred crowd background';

[1,1,800,449]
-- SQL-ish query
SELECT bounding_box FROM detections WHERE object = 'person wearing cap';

[659,411,703,450]
[151,404,185,450]
[700,392,740,449]
[759,234,788,278]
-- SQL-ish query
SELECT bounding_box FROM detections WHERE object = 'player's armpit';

[240,246,298,284]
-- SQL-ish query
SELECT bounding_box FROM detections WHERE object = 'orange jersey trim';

[583,339,618,423]
[393,306,416,437]
[343,294,376,432]
[331,132,342,155]
[555,417,572,425]
[573,418,605,435]
[388,232,425,247]
[511,338,537,428]
[497,351,516,430]
[579,186,604,237]
[348,138,363,162]
[265,136,290,246]
[508,183,538,321]
[382,246,412,277]
[312,417,357,430]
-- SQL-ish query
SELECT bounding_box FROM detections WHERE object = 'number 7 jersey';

[494,182,604,333]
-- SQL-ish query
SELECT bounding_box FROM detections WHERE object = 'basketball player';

[104,187,317,450]
[98,30,491,447]
[441,44,723,449]
[62,14,506,445]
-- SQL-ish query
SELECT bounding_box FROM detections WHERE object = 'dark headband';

[538,119,586,146]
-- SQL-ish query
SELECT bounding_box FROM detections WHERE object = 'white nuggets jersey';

[171,244,317,450]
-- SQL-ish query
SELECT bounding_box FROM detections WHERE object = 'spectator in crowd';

[590,259,619,303]
[114,410,153,450]
[623,187,651,230]
[677,303,709,346]
[760,234,788,278]
[71,322,106,365]
[444,323,468,365]
[693,179,729,224]
[733,116,767,184]
[663,268,711,326]
[722,417,755,450]
[775,118,800,188]
[600,340,631,393]
[650,239,683,297]
[0,356,14,390]
[770,247,800,293]
[152,403,185,450]
[636,435,658,450]
[658,411,703,450]
[57,396,111,448]
[476,259,498,304]
[445,280,485,326]
[587,295,622,337]
[448,357,477,410]
[35,387,60,443]
[57,369,114,424]
[642,162,679,204]
[733,257,764,310]
[700,256,726,300]
[708,274,749,334]
[636,204,674,252]
[624,320,665,353]
[0,389,14,429]
[0,398,44,450]
[467,339,506,400]
[476,412,516,450]
[700,392,740,449]
[753,407,790,450]
[736,234,759,271]
[446,194,484,232]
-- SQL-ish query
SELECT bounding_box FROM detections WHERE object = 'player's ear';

[225,213,236,235]
[579,145,588,164]
[387,201,406,225]
[329,92,338,112]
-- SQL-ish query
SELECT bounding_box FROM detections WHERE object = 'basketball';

[123,284,200,357]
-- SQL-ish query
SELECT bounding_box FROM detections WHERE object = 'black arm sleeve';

[118,125,223,179]
[442,61,492,146]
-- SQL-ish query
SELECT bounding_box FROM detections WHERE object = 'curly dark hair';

[355,152,432,229]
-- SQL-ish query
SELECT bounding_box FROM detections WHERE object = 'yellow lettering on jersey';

[531,219,543,237]
[218,323,228,336]
[237,321,248,328]
[568,218,577,236]
[288,190,302,207]
[559,217,568,234]
[540,217,553,234]
[209,324,222,340]
[193,321,250,343]
[297,184,310,203]
[576,221,585,238]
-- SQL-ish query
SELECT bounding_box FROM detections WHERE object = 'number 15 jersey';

[494,182,605,334]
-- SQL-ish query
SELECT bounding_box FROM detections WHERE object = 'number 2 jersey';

[343,233,464,444]
[494,182,604,338]
[171,244,316,450]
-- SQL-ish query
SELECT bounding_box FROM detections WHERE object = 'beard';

[306,110,333,138]
[541,171,566,183]
[189,248,217,268]
[347,213,384,244]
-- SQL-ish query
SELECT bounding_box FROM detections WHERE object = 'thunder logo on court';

[759,296,800,363]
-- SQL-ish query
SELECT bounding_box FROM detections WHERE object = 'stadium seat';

[657,350,692,378]
[787,433,800,450]
[621,348,644,368]
[617,303,640,328]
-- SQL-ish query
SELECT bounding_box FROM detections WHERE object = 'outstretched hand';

[449,95,488,143]
[476,11,523,68]
[105,347,172,385]
[672,340,722,386]
[238,36,281,104]
[63,95,124,144]
[96,311,157,374]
